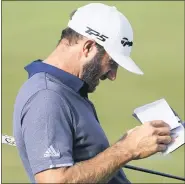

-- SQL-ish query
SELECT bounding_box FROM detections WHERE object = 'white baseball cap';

[68,3,144,75]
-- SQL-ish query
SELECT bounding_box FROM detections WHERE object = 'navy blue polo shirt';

[13,60,130,183]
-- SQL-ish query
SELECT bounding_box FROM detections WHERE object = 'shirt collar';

[24,59,88,98]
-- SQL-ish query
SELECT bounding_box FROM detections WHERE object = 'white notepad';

[133,98,185,155]
[134,98,180,130]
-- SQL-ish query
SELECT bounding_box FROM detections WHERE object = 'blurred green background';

[2,1,184,183]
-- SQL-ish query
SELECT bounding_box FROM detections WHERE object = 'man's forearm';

[63,142,132,183]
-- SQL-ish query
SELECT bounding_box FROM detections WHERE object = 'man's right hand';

[118,120,172,160]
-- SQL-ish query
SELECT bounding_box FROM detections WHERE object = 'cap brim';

[105,48,144,75]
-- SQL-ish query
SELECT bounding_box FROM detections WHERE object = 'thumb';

[127,126,140,135]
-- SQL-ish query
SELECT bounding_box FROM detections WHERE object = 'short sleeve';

[21,89,74,175]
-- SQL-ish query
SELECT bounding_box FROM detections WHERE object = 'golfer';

[13,3,172,183]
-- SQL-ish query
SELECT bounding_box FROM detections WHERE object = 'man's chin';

[88,87,97,93]
[88,84,99,93]
[87,80,100,93]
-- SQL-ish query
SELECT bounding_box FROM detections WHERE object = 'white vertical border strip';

[0,0,2,183]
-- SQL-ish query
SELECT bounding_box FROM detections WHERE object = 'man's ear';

[83,40,97,58]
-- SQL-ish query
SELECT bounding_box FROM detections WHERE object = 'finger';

[154,127,171,136]
[157,136,172,144]
[156,144,167,152]
[150,120,170,129]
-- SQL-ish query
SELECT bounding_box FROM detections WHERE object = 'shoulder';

[22,89,71,114]
[19,89,74,130]
[15,72,72,116]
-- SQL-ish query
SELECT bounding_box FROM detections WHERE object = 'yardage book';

[133,98,185,155]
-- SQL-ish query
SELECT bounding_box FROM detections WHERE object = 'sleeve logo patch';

[44,145,60,158]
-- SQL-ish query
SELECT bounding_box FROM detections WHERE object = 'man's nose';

[107,69,117,81]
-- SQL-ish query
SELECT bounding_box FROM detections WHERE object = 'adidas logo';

[44,145,60,158]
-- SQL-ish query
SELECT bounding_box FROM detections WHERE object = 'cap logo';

[121,37,133,47]
[85,27,109,42]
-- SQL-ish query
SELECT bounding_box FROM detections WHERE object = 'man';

[13,3,172,183]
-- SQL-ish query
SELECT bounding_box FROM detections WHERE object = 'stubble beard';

[81,52,104,93]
